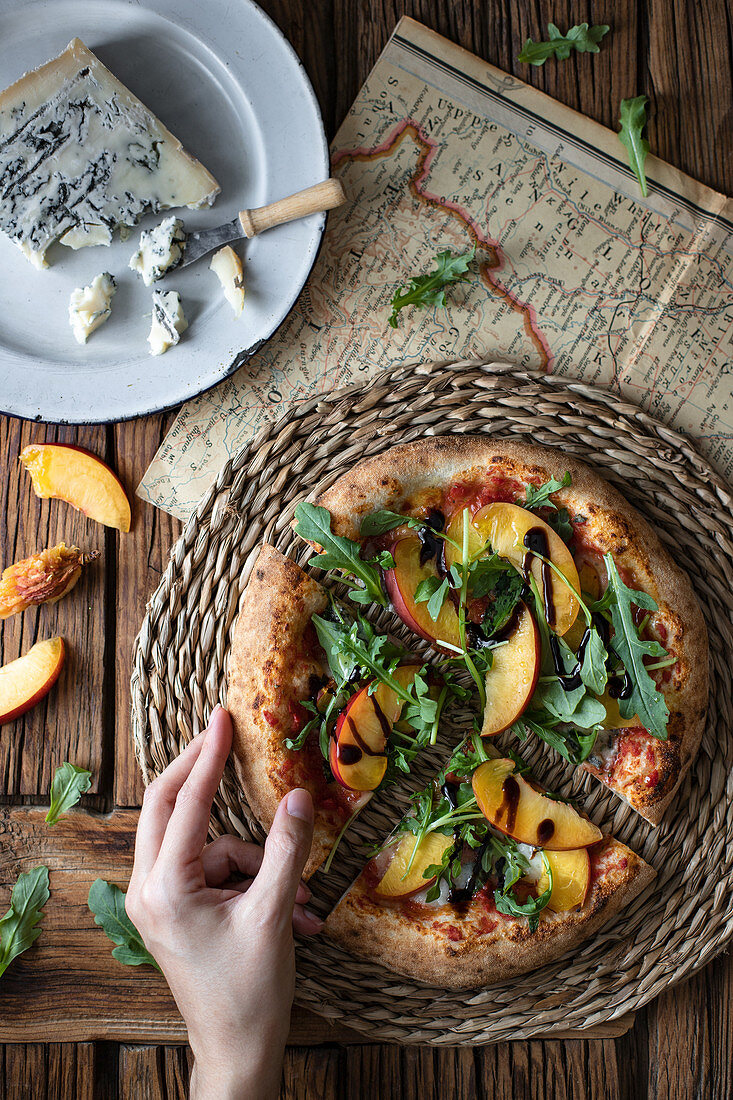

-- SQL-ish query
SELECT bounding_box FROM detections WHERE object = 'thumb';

[253,789,314,918]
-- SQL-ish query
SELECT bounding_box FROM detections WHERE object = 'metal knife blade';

[161,179,345,276]
[176,217,245,269]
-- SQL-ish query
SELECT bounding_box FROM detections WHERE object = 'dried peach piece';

[0,543,99,619]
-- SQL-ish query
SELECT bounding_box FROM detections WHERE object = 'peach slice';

[596,688,641,730]
[19,443,131,533]
[472,758,603,850]
[0,637,65,726]
[375,831,453,898]
[536,848,591,911]
[481,602,540,736]
[330,665,420,791]
[384,536,461,650]
[445,503,579,635]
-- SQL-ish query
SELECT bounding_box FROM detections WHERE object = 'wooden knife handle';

[238,178,346,238]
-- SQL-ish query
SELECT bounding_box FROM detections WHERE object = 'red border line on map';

[333,119,552,369]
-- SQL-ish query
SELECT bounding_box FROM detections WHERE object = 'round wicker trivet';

[131,359,733,1045]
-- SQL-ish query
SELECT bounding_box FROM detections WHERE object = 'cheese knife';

[176,177,345,269]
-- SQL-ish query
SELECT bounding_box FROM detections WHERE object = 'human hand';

[126,705,320,1100]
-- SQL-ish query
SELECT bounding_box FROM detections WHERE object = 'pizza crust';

[324,837,655,990]
[312,436,708,825]
[227,543,362,878]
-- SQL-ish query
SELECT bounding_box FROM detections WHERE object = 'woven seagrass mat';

[131,359,733,1045]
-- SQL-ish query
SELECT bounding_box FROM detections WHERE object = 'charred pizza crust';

[227,544,364,878]
[314,436,708,825]
[325,836,655,990]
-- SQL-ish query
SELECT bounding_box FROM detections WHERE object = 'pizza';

[227,544,370,878]
[314,437,708,825]
[227,435,706,986]
[325,742,655,989]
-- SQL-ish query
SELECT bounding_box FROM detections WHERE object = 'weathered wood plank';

[0,422,109,798]
[113,415,181,807]
[0,1042,97,1100]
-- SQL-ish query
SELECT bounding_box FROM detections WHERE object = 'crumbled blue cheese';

[148,290,187,355]
[129,217,186,285]
[210,245,245,316]
[68,272,116,343]
[0,38,219,268]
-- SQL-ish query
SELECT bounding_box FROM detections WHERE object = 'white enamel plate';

[0,0,328,422]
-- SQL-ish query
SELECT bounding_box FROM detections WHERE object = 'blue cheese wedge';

[0,38,219,268]
[129,217,186,285]
[210,245,245,316]
[148,290,188,355]
[68,272,117,343]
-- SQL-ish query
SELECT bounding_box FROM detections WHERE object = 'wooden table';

[1,1,731,1097]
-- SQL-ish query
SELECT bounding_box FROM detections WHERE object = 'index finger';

[158,706,233,869]
[131,728,208,880]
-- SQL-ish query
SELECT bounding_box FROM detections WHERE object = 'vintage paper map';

[139,17,733,521]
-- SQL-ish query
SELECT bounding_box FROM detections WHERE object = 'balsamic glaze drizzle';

[522,527,556,628]
[418,509,446,568]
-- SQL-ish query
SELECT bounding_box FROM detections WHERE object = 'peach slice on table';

[384,536,461,651]
[444,504,580,636]
[472,758,602,850]
[0,637,65,726]
[536,848,591,912]
[330,665,420,791]
[375,831,453,898]
[481,601,540,736]
[19,443,131,533]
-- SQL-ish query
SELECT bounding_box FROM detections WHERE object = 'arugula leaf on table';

[294,502,388,607]
[618,96,651,198]
[594,555,669,739]
[388,246,476,329]
[45,762,92,825]
[0,865,50,978]
[519,23,610,66]
[88,879,160,970]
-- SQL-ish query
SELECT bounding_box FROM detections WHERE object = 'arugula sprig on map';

[619,95,651,197]
[519,23,610,65]
[388,245,476,328]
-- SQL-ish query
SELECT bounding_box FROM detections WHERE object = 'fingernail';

[300,882,312,900]
[211,703,223,719]
[286,788,313,822]
[303,907,323,930]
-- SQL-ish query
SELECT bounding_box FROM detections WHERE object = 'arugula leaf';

[579,626,609,695]
[598,556,669,739]
[415,574,451,621]
[512,712,598,766]
[519,23,609,65]
[618,96,650,198]
[88,879,160,970]
[360,510,418,536]
[0,865,50,978]
[388,246,476,328]
[523,472,571,511]
[477,568,525,636]
[546,507,574,544]
[294,502,388,607]
[494,855,553,933]
[45,762,92,825]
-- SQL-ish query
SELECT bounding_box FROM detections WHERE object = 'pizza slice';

[298,436,707,825]
[325,737,655,989]
[227,544,455,877]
